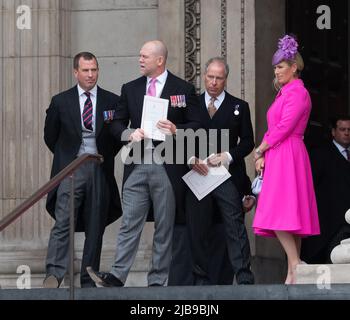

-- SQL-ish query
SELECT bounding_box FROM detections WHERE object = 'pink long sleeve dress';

[253,79,320,237]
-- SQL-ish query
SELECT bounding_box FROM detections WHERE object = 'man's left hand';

[243,195,256,213]
[207,153,229,167]
[157,119,177,135]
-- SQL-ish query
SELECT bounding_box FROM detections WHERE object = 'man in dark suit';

[184,57,255,285]
[87,40,201,287]
[168,164,255,286]
[301,115,350,263]
[43,52,122,288]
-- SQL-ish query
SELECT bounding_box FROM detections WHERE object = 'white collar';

[204,90,225,106]
[77,84,97,97]
[147,69,168,86]
[333,140,349,153]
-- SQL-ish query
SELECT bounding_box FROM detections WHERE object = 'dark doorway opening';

[286,0,349,149]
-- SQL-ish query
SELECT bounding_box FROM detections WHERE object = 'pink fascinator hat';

[272,35,299,66]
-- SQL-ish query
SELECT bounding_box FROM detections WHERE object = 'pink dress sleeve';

[263,90,308,148]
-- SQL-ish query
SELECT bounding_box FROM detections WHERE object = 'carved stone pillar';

[0,0,71,288]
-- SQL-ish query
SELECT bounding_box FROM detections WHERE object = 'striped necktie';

[83,92,93,131]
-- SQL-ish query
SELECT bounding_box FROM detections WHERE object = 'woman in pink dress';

[252,35,320,284]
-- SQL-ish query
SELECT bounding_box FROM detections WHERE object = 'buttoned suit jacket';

[44,85,122,231]
[197,91,254,194]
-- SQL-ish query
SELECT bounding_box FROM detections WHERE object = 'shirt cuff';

[225,152,233,165]
[188,156,196,168]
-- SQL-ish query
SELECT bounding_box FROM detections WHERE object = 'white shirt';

[146,70,168,98]
[204,90,232,164]
[333,140,350,160]
[77,84,97,131]
[205,90,225,111]
[143,70,168,151]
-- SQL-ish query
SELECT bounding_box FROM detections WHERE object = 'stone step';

[0,271,148,289]
[296,264,350,285]
[1,284,350,300]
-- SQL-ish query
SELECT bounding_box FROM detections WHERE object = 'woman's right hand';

[255,157,265,174]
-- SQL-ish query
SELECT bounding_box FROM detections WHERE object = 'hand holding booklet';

[182,155,231,201]
[141,95,169,141]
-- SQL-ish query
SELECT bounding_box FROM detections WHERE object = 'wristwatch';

[255,147,263,159]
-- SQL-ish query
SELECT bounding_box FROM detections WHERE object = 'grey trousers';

[111,163,176,286]
[45,162,108,287]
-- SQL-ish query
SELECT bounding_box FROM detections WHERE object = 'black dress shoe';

[149,283,162,287]
[236,271,255,285]
[194,275,211,286]
[86,267,124,287]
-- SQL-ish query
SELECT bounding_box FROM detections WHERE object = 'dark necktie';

[83,92,93,131]
[207,97,217,118]
[345,148,350,161]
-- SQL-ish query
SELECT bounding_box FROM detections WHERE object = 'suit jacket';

[301,142,350,262]
[197,91,255,195]
[44,85,122,231]
[110,71,201,223]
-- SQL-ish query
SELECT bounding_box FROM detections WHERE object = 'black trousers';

[168,224,234,285]
[186,179,254,284]
[46,162,109,287]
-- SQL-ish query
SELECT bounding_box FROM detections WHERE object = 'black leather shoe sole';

[86,267,124,287]
[86,267,105,287]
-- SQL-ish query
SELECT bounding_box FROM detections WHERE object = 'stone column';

[0,0,71,288]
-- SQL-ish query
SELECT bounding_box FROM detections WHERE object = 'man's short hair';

[204,57,229,78]
[73,52,98,70]
[331,115,350,129]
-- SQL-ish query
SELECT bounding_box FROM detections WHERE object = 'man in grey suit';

[87,40,201,286]
[43,52,122,288]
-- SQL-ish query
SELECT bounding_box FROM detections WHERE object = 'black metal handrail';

[0,153,103,299]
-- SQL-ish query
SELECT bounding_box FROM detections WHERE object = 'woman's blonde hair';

[286,52,304,75]
[273,52,304,91]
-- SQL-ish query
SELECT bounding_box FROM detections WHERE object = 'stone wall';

[0,0,71,288]
[0,0,288,288]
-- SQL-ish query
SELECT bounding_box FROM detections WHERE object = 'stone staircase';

[1,284,350,300]
[296,263,350,285]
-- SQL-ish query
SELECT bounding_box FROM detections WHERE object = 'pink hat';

[272,35,299,66]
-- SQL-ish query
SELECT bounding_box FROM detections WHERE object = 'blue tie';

[82,92,93,131]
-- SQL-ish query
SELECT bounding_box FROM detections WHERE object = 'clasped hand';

[255,157,265,174]
[191,153,229,176]
[128,119,177,142]
[129,128,145,142]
